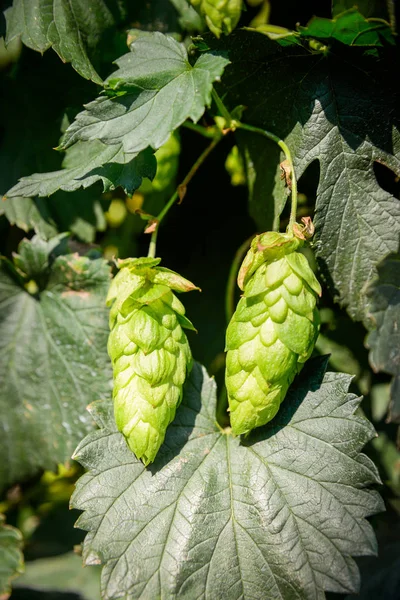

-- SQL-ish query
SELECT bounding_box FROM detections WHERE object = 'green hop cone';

[190,0,243,37]
[225,221,321,435]
[106,257,199,465]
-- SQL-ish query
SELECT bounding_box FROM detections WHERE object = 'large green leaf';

[72,359,382,599]
[0,238,112,491]
[60,32,229,153]
[365,253,400,422]
[4,0,127,83]
[210,30,400,320]
[6,141,156,198]
[0,515,24,597]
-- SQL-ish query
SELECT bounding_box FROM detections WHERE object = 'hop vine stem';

[148,88,298,258]
[211,89,298,235]
[148,133,223,258]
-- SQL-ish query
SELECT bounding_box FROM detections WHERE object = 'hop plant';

[225,221,321,435]
[190,0,243,37]
[106,257,199,465]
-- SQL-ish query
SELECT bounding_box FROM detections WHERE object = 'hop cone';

[107,257,199,465]
[190,0,243,37]
[225,225,321,435]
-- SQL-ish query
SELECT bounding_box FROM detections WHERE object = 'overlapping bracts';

[226,230,321,435]
[107,258,198,465]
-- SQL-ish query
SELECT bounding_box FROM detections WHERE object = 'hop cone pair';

[106,257,198,465]
[190,0,243,37]
[225,223,321,435]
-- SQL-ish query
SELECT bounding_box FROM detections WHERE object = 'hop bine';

[225,219,321,435]
[107,257,199,465]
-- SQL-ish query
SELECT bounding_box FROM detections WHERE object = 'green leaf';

[12,233,68,279]
[14,552,100,600]
[0,241,112,491]
[6,141,156,199]
[365,253,400,422]
[332,0,394,20]
[4,0,127,83]
[210,30,400,320]
[298,9,395,47]
[2,196,58,240]
[3,188,110,244]
[72,359,382,599]
[60,32,230,153]
[236,130,288,231]
[0,515,24,597]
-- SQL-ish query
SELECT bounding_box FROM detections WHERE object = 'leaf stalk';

[148,133,223,258]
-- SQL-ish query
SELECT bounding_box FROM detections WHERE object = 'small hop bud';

[106,257,199,465]
[190,0,243,38]
[225,228,321,435]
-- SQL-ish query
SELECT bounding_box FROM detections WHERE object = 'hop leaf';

[107,257,199,465]
[190,0,243,37]
[225,229,321,435]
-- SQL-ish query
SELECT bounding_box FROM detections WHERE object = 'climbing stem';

[235,122,298,234]
[148,133,224,258]
[182,121,216,138]
[225,235,254,324]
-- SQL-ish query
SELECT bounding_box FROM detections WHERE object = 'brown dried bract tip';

[280,160,292,188]
[293,216,315,240]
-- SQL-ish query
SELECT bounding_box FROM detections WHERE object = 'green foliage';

[0,515,24,596]
[60,33,230,153]
[298,8,395,46]
[72,360,383,599]
[1,2,399,598]
[0,236,111,490]
[366,253,400,422]
[5,0,127,82]
[6,142,156,198]
[211,30,400,320]
[332,0,394,20]
[14,552,100,599]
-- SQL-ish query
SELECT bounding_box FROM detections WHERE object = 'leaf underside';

[72,359,383,600]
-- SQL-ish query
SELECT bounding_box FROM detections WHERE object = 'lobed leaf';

[72,358,383,600]
[0,241,112,491]
[60,32,230,153]
[6,141,156,199]
[210,30,400,320]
